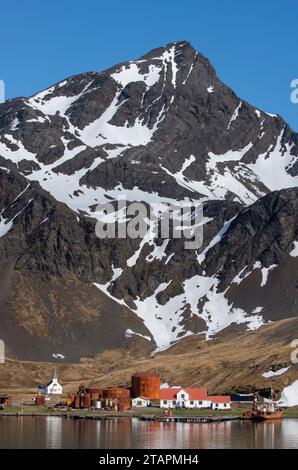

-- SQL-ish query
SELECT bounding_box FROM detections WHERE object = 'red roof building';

[160,387,231,410]
[160,387,210,409]
[208,396,231,403]
[209,395,231,410]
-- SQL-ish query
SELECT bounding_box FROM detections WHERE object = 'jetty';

[138,414,241,423]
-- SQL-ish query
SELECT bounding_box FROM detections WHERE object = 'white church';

[38,368,63,395]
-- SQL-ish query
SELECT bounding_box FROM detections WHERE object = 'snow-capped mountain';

[0,41,297,360]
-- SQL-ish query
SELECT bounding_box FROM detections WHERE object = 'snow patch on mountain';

[161,45,178,88]
[205,143,262,204]
[290,241,298,257]
[227,101,242,129]
[28,94,79,116]
[125,329,151,341]
[232,266,251,285]
[146,239,169,262]
[131,274,264,350]
[0,198,33,237]
[197,216,236,264]
[52,353,65,360]
[78,93,153,147]
[10,117,20,131]
[262,366,290,378]
[93,266,126,305]
[27,116,49,124]
[0,134,38,164]
[27,81,93,117]
[77,88,165,148]
[248,131,297,191]
[252,306,263,314]
[0,166,10,173]
[0,216,13,237]
[232,262,277,288]
[183,53,197,85]
[278,380,298,407]
[160,160,213,198]
[111,63,161,88]
[260,264,277,287]
[53,141,86,169]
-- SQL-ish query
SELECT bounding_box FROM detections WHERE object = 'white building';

[38,368,63,395]
[160,388,211,409]
[209,396,231,410]
[132,396,150,407]
[160,387,232,410]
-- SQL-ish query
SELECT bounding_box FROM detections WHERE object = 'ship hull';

[251,412,283,421]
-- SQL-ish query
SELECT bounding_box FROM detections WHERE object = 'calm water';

[0,417,297,449]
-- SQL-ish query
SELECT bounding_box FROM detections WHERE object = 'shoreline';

[1,410,298,419]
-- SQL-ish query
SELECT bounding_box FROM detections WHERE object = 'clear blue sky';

[1,0,297,130]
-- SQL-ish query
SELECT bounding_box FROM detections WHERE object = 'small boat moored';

[243,397,283,421]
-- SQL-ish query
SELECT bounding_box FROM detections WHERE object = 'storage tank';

[74,395,81,409]
[35,394,46,406]
[131,373,160,400]
[117,398,132,411]
[86,388,102,400]
[80,395,85,408]
[102,388,131,399]
[101,398,109,409]
[94,400,102,409]
[83,393,91,408]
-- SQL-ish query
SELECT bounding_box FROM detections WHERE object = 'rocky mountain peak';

[0,41,297,360]
[140,40,196,61]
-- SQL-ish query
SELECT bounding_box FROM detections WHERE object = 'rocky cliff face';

[0,41,297,360]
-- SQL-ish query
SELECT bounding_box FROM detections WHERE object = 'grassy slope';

[0,318,297,398]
